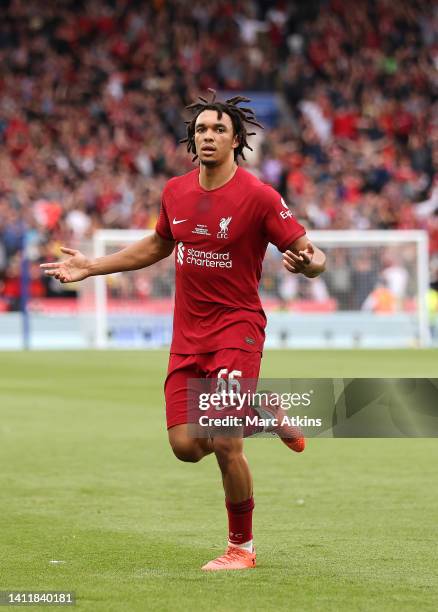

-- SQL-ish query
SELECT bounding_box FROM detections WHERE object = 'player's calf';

[212,436,252,493]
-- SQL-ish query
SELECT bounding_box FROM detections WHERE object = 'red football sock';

[243,406,264,438]
[226,496,254,545]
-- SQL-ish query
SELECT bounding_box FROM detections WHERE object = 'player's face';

[194,110,239,167]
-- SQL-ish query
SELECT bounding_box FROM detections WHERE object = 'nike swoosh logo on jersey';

[173,218,188,225]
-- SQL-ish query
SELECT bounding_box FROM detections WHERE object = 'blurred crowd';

[0,0,437,311]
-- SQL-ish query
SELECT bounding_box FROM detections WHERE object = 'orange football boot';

[253,400,306,452]
[201,545,256,571]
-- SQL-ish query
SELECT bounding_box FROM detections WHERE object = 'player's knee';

[170,440,202,463]
[213,437,242,468]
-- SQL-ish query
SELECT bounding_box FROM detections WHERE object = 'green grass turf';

[1,350,437,611]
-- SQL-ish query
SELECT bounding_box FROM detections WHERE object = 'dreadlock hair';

[180,89,263,162]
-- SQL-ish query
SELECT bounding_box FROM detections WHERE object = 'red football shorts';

[164,349,262,429]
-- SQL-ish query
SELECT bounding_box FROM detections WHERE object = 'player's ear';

[232,134,239,149]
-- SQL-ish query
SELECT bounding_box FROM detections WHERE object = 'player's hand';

[282,244,314,274]
[40,247,92,283]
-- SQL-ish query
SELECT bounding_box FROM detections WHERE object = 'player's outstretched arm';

[40,232,174,284]
[282,235,326,279]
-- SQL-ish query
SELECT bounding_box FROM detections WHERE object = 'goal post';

[80,229,431,349]
[306,230,430,348]
[92,229,148,348]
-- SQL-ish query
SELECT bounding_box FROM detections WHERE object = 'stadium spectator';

[0,0,436,311]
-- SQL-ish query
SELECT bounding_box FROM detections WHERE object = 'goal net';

[79,229,430,349]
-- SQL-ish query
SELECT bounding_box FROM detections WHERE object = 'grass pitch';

[1,350,437,611]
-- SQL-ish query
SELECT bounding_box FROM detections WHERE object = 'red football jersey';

[155,167,306,354]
